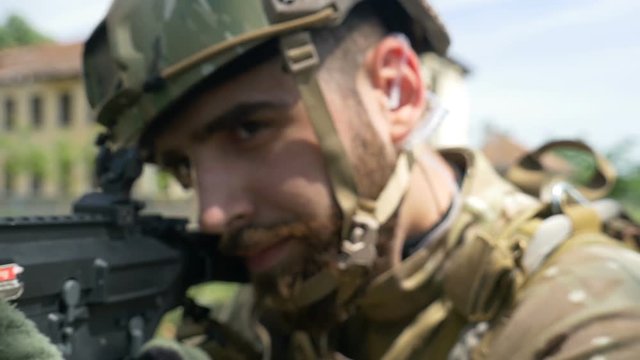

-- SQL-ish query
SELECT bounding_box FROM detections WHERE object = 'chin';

[252,243,328,306]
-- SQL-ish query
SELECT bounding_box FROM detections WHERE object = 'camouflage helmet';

[84,0,450,313]
[83,0,449,147]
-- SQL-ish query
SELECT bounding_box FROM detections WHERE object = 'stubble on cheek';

[219,214,341,302]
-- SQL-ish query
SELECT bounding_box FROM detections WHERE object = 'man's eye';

[233,120,266,140]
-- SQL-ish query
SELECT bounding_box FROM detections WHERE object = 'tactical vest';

[344,145,639,360]
[336,147,541,359]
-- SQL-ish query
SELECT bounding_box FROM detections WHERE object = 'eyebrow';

[189,101,290,143]
[155,100,292,166]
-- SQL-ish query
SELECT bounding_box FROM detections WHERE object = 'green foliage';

[551,147,597,185]
[0,14,52,49]
[550,139,640,222]
[156,169,172,195]
[53,136,83,195]
[54,138,75,167]
[0,131,31,175]
[607,139,640,222]
[25,148,48,176]
[3,155,22,175]
[0,135,49,177]
[0,132,83,180]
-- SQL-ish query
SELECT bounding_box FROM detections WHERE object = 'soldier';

[83,1,640,359]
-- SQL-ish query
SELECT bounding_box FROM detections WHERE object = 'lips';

[243,239,293,273]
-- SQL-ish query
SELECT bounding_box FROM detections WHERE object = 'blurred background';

[0,0,637,219]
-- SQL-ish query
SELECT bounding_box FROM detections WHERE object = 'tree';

[553,138,640,222]
[607,139,640,222]
[0,14,51,49]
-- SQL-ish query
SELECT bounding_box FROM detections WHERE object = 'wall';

[0,76,96,200]
[421,53,471,148]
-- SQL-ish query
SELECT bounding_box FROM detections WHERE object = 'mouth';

[240,239,293,273]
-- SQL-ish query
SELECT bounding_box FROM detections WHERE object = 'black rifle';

[0,134,248,360]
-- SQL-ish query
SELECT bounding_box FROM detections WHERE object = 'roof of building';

[482,131,528,174]
[0,42,83,85]
[482,130,573,176]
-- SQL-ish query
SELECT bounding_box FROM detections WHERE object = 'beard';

[219,214,343,330]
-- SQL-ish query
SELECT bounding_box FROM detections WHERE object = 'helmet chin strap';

[278,31,415,316]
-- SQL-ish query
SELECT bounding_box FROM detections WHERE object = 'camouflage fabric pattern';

[84,0,272,146]
[0,299,63,360]
[83,0,450,148]
[138,149,640,359]
[138,282,261,360]
[484,234,640,359]
[137,339,210,360]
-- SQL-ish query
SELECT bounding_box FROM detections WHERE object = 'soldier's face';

[154,36,424,302]
[154,57,343,297]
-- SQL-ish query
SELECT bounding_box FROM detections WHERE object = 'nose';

[195,159,253,234]
[199,204,248,234]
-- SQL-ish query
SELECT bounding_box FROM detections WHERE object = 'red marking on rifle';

[0,264,23,282]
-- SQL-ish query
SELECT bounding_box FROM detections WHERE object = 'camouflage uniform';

[0,298,63,360]
[139,149,640,359]
[80,1,640,359]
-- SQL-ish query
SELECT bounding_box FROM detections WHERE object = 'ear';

[365,35,427,144]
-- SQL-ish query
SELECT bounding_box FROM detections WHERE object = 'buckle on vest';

[340,213,379,269]
[548,181,589,214]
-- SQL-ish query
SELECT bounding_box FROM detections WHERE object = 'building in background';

[481,129,529,175]
[0,43,189,215]
[481,127,572,178]
[421,53,471,148]
[0,43,93,201]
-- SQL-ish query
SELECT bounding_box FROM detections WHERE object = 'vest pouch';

[442,229,520,322]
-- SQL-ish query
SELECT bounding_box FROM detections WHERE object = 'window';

[31,95,43,128]
[4,97,15,130]
[58,92,72,127]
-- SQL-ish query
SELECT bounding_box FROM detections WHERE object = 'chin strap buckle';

[340,212,380,269]
[280,31,320,75]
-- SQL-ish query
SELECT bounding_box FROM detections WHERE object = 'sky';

[429,0,640,157]
[1,0,638,156]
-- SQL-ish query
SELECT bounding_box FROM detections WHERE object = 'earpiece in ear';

[388,81,401,110]
[387,33,411,110]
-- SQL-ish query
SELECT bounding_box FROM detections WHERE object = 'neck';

[385,148,456,268]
